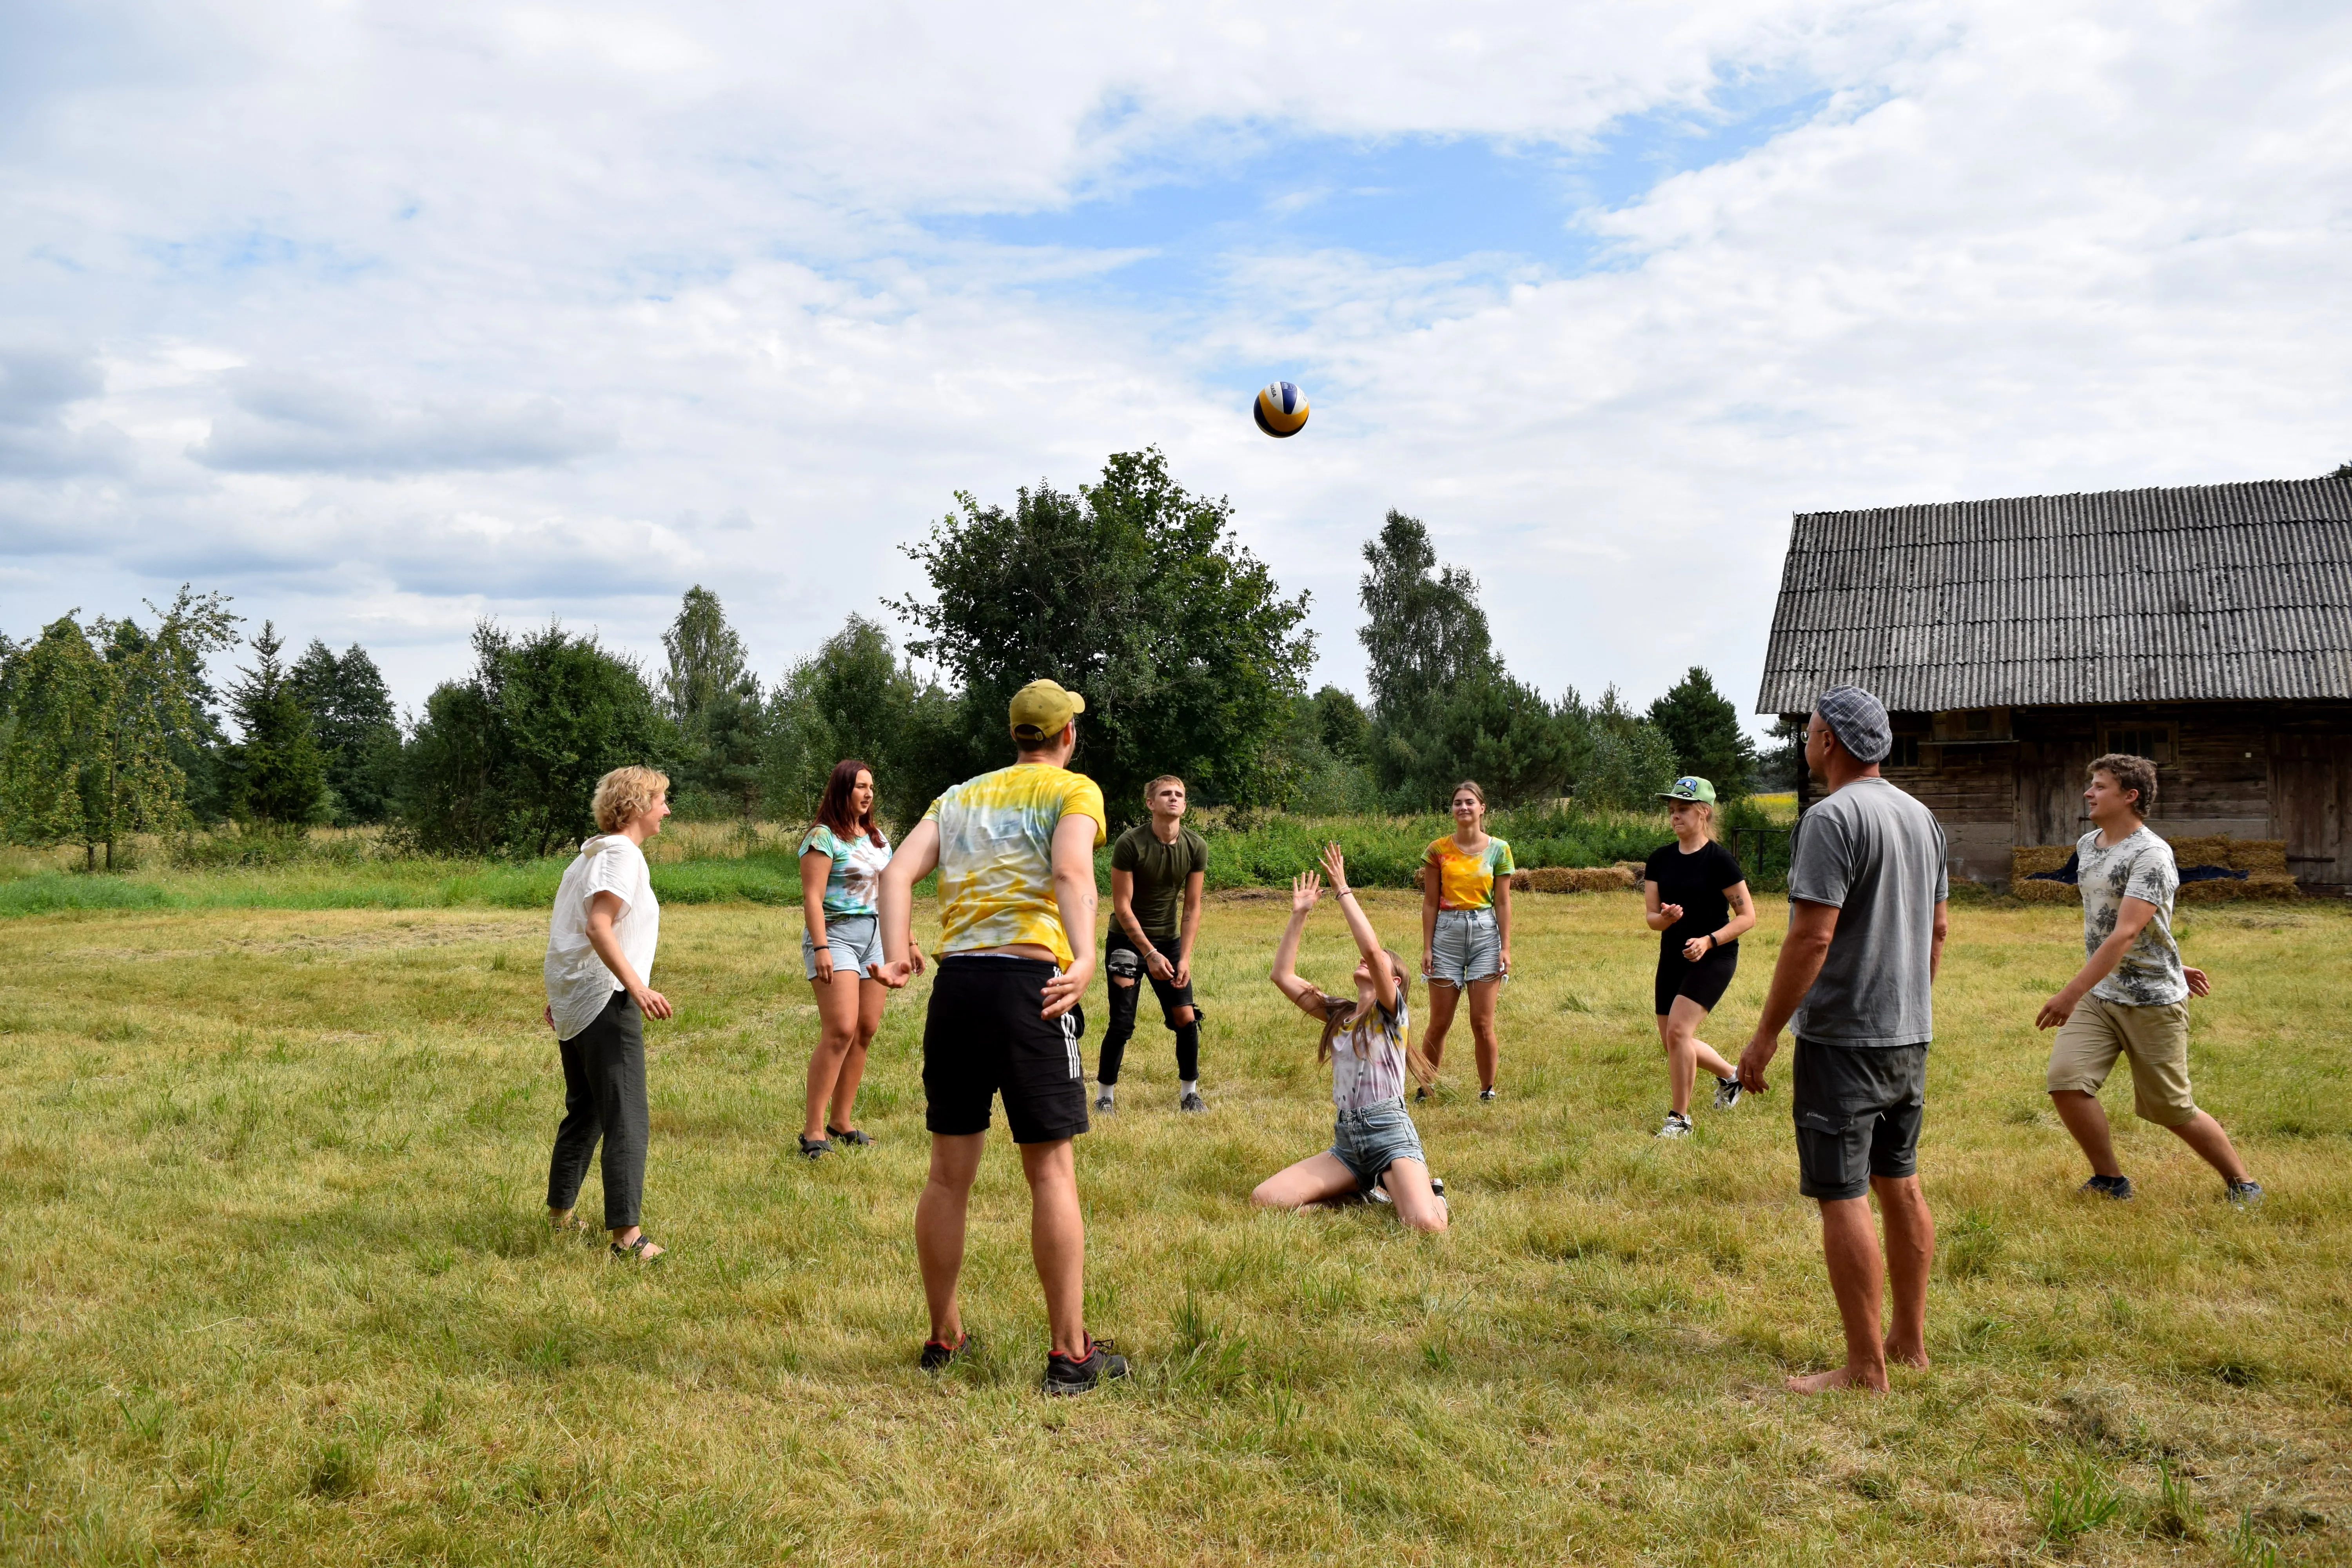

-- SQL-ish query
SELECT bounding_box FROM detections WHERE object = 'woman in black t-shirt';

[1641,778,1758,1138]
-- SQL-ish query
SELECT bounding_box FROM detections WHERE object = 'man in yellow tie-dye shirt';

[874,679,1124,1394]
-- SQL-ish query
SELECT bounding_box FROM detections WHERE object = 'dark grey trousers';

[547,988,648,1230]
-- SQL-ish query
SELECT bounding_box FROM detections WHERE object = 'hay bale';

[2012,836,2297,902]
[2180,871,2298,903]
[1517,866,1636,893]
[2011,844,2076,881]
[1509,869,1532,891]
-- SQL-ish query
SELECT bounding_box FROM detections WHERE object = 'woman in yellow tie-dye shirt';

[1419,780,1514,1102]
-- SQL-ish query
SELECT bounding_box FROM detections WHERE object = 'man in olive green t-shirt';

[1096,775,1208,1112]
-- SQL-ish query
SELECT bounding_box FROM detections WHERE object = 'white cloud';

[2,0,2348,728]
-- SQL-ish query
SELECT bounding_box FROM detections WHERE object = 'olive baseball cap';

[1009,678,1085,741]
[1657,776,1718,805]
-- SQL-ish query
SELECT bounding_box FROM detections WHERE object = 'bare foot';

[1786,1364,1888,1395]
[1884,1339,1929,1371]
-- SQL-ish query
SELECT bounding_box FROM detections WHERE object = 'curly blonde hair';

[592,766,670,833]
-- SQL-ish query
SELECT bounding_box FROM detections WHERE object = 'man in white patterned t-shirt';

[2034,753,2260,1205]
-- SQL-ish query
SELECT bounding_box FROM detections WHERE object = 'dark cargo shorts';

[1792,1038,1928,1202]
[922,955,1090,1144]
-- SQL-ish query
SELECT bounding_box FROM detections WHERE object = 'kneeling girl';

[1253,843,1447,1232]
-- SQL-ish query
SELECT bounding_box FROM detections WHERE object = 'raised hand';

[1291,869,1324,913]
[1319,841,1350,890]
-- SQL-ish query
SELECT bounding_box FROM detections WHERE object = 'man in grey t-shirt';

[1739,685,1949,1395]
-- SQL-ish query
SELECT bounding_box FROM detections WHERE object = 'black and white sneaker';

[1094,1089,1115,1114]
[1179,1090,1207,1113]
[1712,1076,1742,1110]
[1657,1111,1693,1139]
[1430,1176,1446,1199]
[1043,1336,1128,1395]
[919,1332,970,1371]
[1478,1086,1497,1102]
[2226,1180,2263,1207]
[2080,1174,2134,1201]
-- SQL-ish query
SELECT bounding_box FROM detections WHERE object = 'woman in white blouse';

[543,766,674,1260]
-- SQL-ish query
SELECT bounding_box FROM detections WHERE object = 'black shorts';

[922,956,1090,1143]
[1792,1038,1928,1201]
[1654,940,1738,1016]
[1104,927,1200,1027]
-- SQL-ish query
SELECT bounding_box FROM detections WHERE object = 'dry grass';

[3,890,2347,1564]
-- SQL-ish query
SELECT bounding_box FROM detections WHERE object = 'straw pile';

[2009,837,2298,904]
[1512,866,1638,893]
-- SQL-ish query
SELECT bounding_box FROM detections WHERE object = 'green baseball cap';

[1657,776,1717,805]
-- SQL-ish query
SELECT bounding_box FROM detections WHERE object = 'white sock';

[1098,1083,1113,1102]
[1180,1079,1199,1098]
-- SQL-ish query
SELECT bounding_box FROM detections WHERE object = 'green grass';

[3,891,2347,1563]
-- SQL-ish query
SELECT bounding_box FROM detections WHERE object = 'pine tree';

[291,639,401,823]
[221,622,330,829]
[1646,666,1758,799]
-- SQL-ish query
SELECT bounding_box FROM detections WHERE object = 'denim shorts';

[1329,1095,1427,1191]
[1428,906,1503,987]
[803,913,885,980]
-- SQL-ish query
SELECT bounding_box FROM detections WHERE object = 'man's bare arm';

[1737,898,1841,1091]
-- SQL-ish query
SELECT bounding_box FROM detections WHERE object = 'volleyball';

[1254,380,1309,438]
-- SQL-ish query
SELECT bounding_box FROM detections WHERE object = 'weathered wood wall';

[1791,702,2352,890]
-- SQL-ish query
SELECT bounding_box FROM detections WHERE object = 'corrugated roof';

[1757,477,2352,712]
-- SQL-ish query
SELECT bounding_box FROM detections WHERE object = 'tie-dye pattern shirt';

[1426,835,1515,910]
[797,823,892,917]
[924,764,1107,965]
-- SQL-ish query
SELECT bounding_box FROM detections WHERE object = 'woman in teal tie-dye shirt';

[795,760,920,1160]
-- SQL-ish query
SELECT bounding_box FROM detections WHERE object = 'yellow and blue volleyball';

[1254,381,1309,438]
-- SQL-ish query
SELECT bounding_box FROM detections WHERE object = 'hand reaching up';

[1291,869,1324,914]
[1318,841,1351,892]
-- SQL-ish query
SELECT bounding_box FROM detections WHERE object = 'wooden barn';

[1755,475,2352,892]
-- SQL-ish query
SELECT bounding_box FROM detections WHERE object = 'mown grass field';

[5,886,2347,1564]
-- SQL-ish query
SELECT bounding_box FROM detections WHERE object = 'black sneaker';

[2226,1180,2263,1207]
[1043,1336,1127,1395]
[1712,1076,1742,1110]
[919,1332,970,1371]
[1415,1085,1429,1102]
[2080,1174,2134,1200]
[1179,1090,1207,1113]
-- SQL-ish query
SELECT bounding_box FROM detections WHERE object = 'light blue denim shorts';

[1329,1095,1428,1191]
[1428,906,1503,987]
[804,913,885,980]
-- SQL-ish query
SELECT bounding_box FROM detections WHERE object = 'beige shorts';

[2047,995,2198,1126]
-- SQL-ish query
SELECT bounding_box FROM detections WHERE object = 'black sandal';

[826,1125,875,1146]
[610,1235,664,1261]
[798,1134,832,1160]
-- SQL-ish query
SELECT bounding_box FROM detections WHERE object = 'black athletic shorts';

[1654,940,1739,1016]
[1792,1038,1928,1201]
[922,956,1090,1144]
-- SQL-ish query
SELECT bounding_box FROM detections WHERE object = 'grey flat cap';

[1815,685,1892,764]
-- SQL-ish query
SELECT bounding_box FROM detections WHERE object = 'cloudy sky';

[5,0,2348,726]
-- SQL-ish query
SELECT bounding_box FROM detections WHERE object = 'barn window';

[2102,724,2175,764]
[1890,735,1922,768]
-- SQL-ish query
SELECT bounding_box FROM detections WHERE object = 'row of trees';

[1,450,1771,863]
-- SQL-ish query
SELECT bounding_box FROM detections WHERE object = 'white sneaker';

[1657,1112,1693,1139]
[1094,1089,1115,1114]
[1712,1077,1742,1111]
